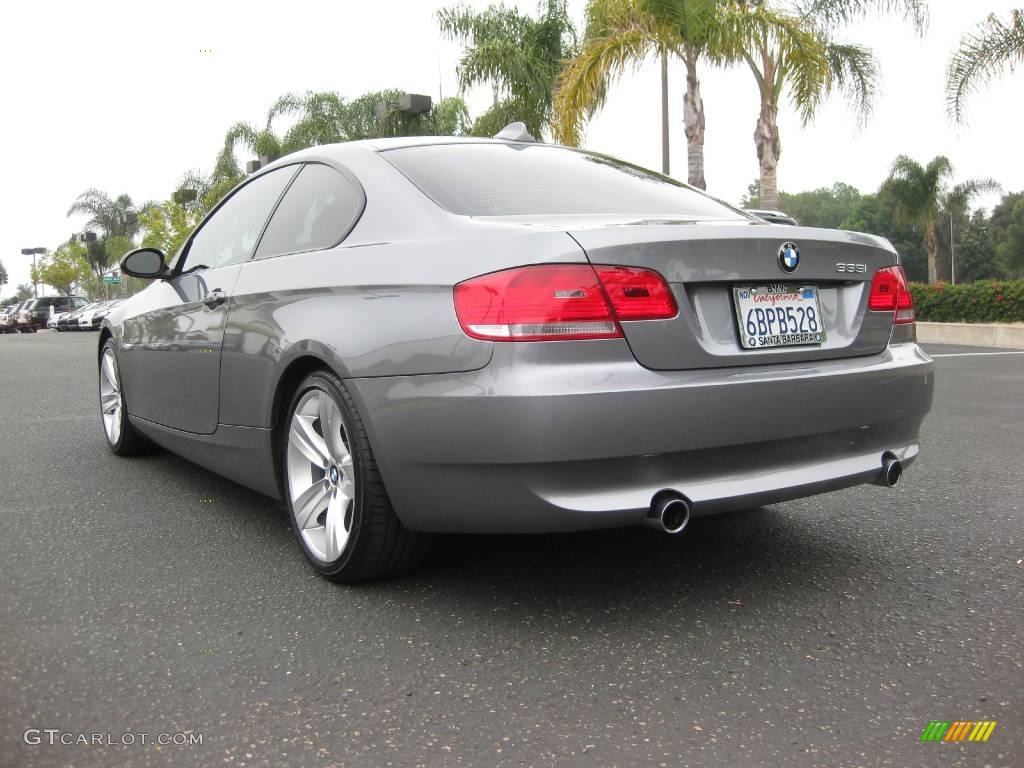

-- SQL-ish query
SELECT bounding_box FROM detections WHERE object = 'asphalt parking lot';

[1,331,1020,768]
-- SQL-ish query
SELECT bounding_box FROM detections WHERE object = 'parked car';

[57,302,96,331]
[17,295,88,332]
[76,303,104,330]
[79,300,122,331]
[99,133,934,582]
[744,208,800,226]
[14,300,35,332]
[0,302,26,333]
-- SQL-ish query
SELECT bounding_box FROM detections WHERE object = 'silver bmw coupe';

[100,130,934,581]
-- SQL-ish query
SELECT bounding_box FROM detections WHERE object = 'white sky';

[1,0,1021,294]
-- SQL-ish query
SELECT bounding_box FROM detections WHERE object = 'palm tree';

[438,0,578,140]
[213,90,473,187]
[555,0,811,189]
[736,0,927,211]
[214,121,286,184]
[67,190,148,283]
[884,155,999,283]
[67,190,145,239]
[556,0,715,185]
[946,9,1023,123]
[268,91,350,152]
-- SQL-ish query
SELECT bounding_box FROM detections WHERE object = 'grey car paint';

[102,137,933,532]
[119,264,242,433]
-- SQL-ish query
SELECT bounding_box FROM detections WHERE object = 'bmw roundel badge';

[778,242,800,273]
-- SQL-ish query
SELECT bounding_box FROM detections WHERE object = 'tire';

[98,339,153,456]
[282,370,430,582]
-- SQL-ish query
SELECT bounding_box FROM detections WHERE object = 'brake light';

[592,265,678,320]
[868,266,914,324]
[454,264,676,341]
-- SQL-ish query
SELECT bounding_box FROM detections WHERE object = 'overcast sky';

[2,0,1021,294]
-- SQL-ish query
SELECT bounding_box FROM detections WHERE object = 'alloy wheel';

[285,389,356,562]
[99,348,123,445]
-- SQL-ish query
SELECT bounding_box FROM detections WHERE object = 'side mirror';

[121,248,169,279]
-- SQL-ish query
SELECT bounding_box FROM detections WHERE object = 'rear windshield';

[383,143,745,219]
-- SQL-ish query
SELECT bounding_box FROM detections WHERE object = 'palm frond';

[946,10,1024,123]
[553,22,666,145]
[266,93,305,124]
[439,0,576,138]
[949,178,1001,204]
[66,188,112,220]
[823,41,877,123]
[794,0,927,35]
[213,122,259,182]
[773,26,832,123]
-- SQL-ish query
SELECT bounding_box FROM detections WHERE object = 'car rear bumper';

[348,341,934,533]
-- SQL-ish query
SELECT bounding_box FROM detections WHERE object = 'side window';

[180,166,298,272]
[254,163,362,259]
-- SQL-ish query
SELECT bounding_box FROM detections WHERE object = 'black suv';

[16,296,89,332]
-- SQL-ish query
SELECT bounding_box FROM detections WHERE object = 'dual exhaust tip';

[645,452,904,535]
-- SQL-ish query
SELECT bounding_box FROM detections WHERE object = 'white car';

[79,300,122,330]
[78,301,110,330]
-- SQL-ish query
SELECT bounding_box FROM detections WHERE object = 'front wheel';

[283,370,430,582]
[98,340,152,455]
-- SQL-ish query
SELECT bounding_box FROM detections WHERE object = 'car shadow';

[362,506,874,635]
[137,448,877,632]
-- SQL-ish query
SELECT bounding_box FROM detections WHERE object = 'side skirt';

[128,416,282,500]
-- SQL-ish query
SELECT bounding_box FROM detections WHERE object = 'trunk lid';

[566,220,898,370]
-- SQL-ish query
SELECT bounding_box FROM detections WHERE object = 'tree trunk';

[660,50,670,175]
[683,47,706,190]
[754,59,781,210]
[924,223,940,284]
[934,243,954,282]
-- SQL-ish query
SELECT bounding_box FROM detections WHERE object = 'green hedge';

[908,279,1024,323]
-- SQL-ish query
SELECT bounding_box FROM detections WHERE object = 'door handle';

[201,289,227,308]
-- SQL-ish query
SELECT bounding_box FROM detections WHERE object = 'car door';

[119,165,299,434]
[216,162,366,426]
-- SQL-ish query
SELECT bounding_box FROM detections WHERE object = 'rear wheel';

[99,340,152,455]
[283,370,430,582]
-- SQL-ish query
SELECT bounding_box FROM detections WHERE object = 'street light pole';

[76,232,100,298]
[950,215,956,286]
[660,49,669,176]
[20,247,46,297]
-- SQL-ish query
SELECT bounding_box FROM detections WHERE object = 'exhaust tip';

[646,491,691,534]
[883,457,903,487]
[660,499,690,534]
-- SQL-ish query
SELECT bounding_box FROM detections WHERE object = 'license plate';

[733,284,827,349]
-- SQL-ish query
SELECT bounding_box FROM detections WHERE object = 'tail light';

[868,266,914,324]
[591,265,678,320]
[454,264,677,341]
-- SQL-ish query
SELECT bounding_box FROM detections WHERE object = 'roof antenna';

[494,122,536,142]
